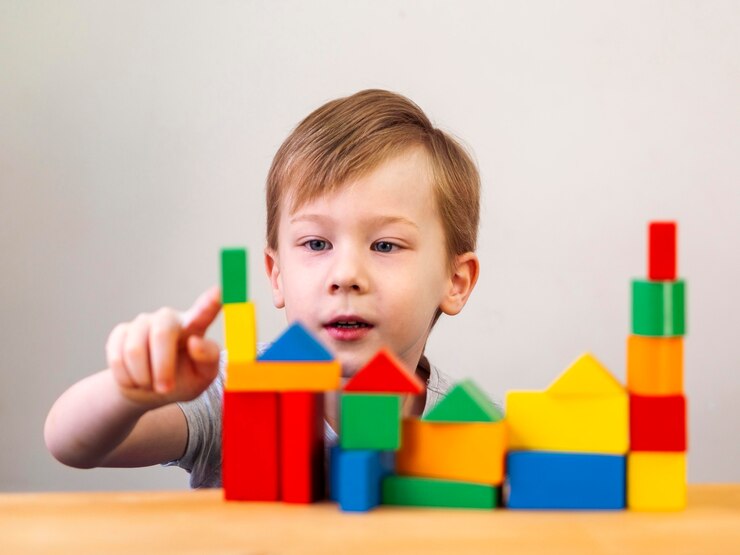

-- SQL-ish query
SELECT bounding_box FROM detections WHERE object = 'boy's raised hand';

[106,286,222,408]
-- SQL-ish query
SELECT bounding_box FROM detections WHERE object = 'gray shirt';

[166,352,454,488]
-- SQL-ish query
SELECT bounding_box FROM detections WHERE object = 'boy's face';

[265,146,474,377]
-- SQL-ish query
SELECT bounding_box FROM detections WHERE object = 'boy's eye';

[305,239,330,251]
[372,241,396,253]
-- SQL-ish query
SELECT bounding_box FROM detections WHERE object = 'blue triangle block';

[258,322,334,362]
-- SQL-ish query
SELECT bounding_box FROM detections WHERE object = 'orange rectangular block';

[226,360,341,392]
[627,335,683,395]
[396,419,506,485]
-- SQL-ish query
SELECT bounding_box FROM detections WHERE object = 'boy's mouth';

[324,317,374,341]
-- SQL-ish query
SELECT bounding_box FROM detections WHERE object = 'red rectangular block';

[629,394,687,452]
[280,392,325,503]
[648,221,677,280]
[223,391,280,501]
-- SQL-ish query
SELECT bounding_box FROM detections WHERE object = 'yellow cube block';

[225,360,340,392]
[223,302,256,363]
[505,353,628,453]
[628,452,687,511]
[395,419,506,485]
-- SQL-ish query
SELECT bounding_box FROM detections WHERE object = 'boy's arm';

[44,287,221,469]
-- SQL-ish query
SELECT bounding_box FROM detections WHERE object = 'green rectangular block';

[632,279,686,337]
[340,394,401,450]
[221,248,248,304]
[382,476,499,509]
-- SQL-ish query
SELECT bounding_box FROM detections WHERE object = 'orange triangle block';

[344,349,424,394]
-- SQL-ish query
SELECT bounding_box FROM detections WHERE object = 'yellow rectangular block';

[395,419,506,485]
[505,392,628,453]
[628,452,687,511]
[223,302,257,363]
[225,360,340,392]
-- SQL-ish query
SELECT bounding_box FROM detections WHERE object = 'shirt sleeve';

[162,353,225,488]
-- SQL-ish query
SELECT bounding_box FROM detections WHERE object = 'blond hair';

[266,89,480,270]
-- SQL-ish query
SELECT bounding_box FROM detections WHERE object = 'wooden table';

[1,485,738,554]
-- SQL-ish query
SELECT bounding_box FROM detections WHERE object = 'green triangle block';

[424,379,503,423]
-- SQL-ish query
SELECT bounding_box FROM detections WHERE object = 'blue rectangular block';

[329,448,395,512]
[507,451,626,510]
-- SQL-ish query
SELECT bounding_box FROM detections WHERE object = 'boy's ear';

[264,248,285,309]
[439,252,480,316]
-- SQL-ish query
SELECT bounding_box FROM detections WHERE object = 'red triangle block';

[344,349,424,394]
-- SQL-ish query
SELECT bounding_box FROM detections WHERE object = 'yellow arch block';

[223,302,257,363]
[628,452,687,511]
[505,353,628,453]
[396,419,506,485]
[225,360,340,392]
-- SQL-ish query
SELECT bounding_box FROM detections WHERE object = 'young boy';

[44,89,481,488]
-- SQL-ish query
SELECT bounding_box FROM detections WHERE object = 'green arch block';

[631,279,686,337]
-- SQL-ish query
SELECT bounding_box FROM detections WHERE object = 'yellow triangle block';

[395,419,506,485]
[547,353,625,397]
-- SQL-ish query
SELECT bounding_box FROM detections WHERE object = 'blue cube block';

[507,451,626,510]
[330,449,396,512]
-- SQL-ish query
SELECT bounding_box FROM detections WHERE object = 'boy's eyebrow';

[290,214,419,229]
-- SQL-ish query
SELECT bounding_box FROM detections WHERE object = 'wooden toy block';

[226,360,340,392]
[505,353,628,453]
[507,451,626,510]
[222,391,279,501]
[546,353,626,397]
[382,476,499,509]
[648,221,677,281]
[627,335,683,395]
[632,279,686,337]
[329,447,394,502]
[334,450,392,512]
[258,321,333,362]
[280,392,325,503]
[396,419,506,485]
[222,302,257,363]
[340,393,402,450]
[628,452,687,511]
[344,349,424,394]
[424,379,503,423]
[220,248,248,304]
[630,394,687,452]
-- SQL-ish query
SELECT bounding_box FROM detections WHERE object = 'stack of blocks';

[221,248,341,503]
[505,353,629,509]
[627,222,688,510]
[220,219,687,512]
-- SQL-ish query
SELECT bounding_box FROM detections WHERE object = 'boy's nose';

[328,254,369,294]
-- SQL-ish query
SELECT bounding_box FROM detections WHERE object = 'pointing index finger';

[181,285,222,338]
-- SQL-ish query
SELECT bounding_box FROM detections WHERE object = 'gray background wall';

[1,1,738,492]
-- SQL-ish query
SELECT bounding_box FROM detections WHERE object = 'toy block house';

[332,349,423,511]
[627,222,688,511]
[389,379,506,509]
[221,248,340,504]
[505,353,628,509]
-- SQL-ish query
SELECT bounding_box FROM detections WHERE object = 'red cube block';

[648,221,677,281]
[280,392,325,503]
[223,391,280,501]
[629,394,687,452]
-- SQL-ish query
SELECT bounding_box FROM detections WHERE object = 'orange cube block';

[626,335,683,395]
[396,419,506,485]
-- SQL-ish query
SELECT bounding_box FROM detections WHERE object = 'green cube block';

[382,476,499,509]
[632,279,686,337]
[340,394,401,450]
[221,248,248,304]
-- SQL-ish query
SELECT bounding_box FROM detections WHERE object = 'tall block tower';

[627,222,688,510]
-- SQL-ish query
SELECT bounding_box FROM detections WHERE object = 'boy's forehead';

[283,146,435,218]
